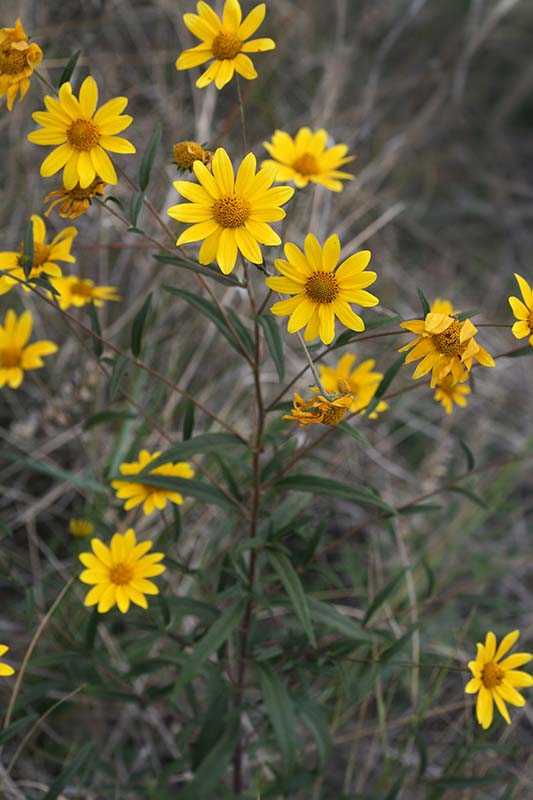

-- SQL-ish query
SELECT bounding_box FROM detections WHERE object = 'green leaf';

[226,308,254,356]
[417,288,430,317]
[365,354,405,417]
[108,354,129,402]
[455,309,480,322]
[156,256,242,287]
[297,700,331,769]
[0,713,38,744]
[259,315,285,381]
[137,432,246,472]
[182,399,195,440]
[307,597,371,641]
[139,123,162,191]
[267,550,316,647]
[32,275,60,295]
[335,420,370,447]
[429,775,504,789]
[177,716,239,800]
[384,769,407,799]
[57,50,81,88]
[175,599,244,691]
[364,567,409,625]
[131,292,152,357]
[506,345,533,358]
[163,286,250,357]
[87,302,103,357]
[21,220,34,279]
[130,190,145,227]
[448,485,487,508]
[257,664,297,775]
[4,452,107,495]
[43,740,95,799]
[84,410,135,429]
[459,440,475,472]
[275,474,395,513]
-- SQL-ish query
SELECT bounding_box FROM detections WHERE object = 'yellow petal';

[40,143,74,177]
[514,273,532,307]
[233,53,258,81]
[99,135,136,154]
[216,227,238,274]
[239,4,266,40]
[79,75,98,118]
[241,37,275,53]
[90,146,117,184]
[494,630,520,662]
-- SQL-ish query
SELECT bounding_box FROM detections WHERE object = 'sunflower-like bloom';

[0,19,42,111]
[69,518,95,538]
[0,309,57,389]
[465,630,533,729]
[44,178,106,220]
[28,76,135,190]
[0,214,76,295]
[0,645,15,676]
[508,273,533,347]
[168,147,294,274]
[267,234,378,346]
[400,311,495,387]
[284,390,353,428]
[79,529,165,614]
[111,449,195,516]
[319,354,387,418]
[433,373,470,414]
[51,276,121,310]
[176,0,275,90]
[173,140,212,171]
[262,128,354,192]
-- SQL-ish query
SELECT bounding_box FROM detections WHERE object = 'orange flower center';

[109,562,134,586]
[305,272,339,304]
[322,404,348,425]
[212,31,242,60]
[0,45,27,75]
[68,178,103,199]
[292,153,319,176]
[173,141,210,170]
[432,320,468,356]
[213,195,250,228]
[67,119,100,151]
[70,280,94,298]
[0,347,21,368]
[481,661,504,689]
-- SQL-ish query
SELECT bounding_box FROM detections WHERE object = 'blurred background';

[2,0,533,797]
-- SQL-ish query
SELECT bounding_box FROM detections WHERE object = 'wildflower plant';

[2,4,533,799]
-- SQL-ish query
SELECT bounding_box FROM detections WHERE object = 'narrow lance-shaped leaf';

[259,314,285,381]
[136,432,246,471]
[417,287,430,317]
[57,50,81,88]
[87,302,103,358]
[130,190,144,227]
[21,220,34,279]
[157,256,243,287]
[257,664,298,775]
[365,353,405,417]
[267,550,316,647]
[275,473,395,513]
[131,292,152,358]
[108,354,129,402]
[139,122,162,191]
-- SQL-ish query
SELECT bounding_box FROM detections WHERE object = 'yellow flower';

[0,18,42,111]
[0,645,15,676]
[319,354,387,418]
[69,518,95,538]
[28,75,135,190]
[173,140,212,171]
[111,449,195,516]
[267,234,378,346]
[44,178,106,219]
[51,276,121,310]
[400,311,494,388]
[430,297,456,316]
[79,529,165,614]
[433,373,470,414]
[284,390,353,428]
[0,214,76,295]
[465,630,533,729]
[262,128,354,192]
[168,147,294,274]
[176,0,275,90]
[508,273,533,347]
[0,309,57,389]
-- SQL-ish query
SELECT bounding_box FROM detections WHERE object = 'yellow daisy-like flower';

[433,373,471,414]
[0,214,77,296]
[0,18,42,111]
[69,518,95,538]
[173,140,212,171]
[0,645,15,676]
[284,390,353,428]
[400,311,495,388]
[262,128,354,192]
[44,178,106,219]
[266,234,378,346]
[168,147,294,275]
[28,75,135,190]
[111,449,195,516]
[465,630,533,730]
[176,0,275,90]
[51,276,121,310]
[319,354,388,418]
[0,309,57,390]
[508,273,533,347]
[79,529,165,614]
